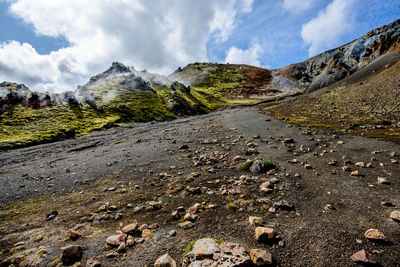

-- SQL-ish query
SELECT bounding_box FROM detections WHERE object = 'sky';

[0,0,399,93]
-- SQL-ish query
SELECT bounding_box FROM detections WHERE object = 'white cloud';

[0,0,253,92]
[224,41,264,67]
[283,0,315,13]
[301,0,356,56]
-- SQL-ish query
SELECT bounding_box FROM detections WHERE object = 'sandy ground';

[0,106,399,266]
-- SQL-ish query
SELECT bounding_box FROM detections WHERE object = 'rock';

[355,162,365,167]
[390,210,400,221]
[171,211,180,220]
[70,229,82,239]
[364,229,386,240]
[342,166,351,171]
[183,241,251,266]
[86,258,101,267]
[106,252,119,258]
[184,213,197,222]
[274,200,294,210]
[192,238,219,259]
[188,203,200,214]
[61,245,83,265]
[250,160,265,173]
[304,164,312,169]
[179,221,194,229]
[350,170,360,176]
[106,234,126,247]
[154,253,176,267]
[122,223,141,236]
[167,230,177,237]
[233,155,245,161]
[246,147,259,155]
[142,229,153,239]
[255,227,275,242]
[126,236,135,246]
[260,182,273,193]
[377,177,390,184]
[350,250,376,264]
[250,249,273,266]
[117,242,126,253]
[46,210,58,221]
[249,216,263,226]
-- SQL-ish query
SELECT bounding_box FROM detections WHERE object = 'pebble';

[342,166,351,172]
[179,221,194,229]
[364,229,386,240]
[250,249,273,265]
[350,250,376,264]
[390,210,400,221]
[377,177,390,184]
[106,234,126,247]
[255,227,276,242]
[154,253,176,267]
[248,216,262,226]
[117,242,126,253]
[167,230,177,237]
[86,258,101,267]
[106,252,119,258]
[122,223,140,236]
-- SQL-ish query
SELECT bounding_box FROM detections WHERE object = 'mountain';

[266,19,400,142]
[0,63,207,149]
[277,19,400,92]
[0,19,399,149]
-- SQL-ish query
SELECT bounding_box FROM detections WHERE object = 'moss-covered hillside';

[170,63,278,109]
[0,64,208,150]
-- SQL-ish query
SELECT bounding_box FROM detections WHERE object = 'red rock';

[350,170,359,176]
[266,169,276,175]
[350,250,376,264]
[122,223,140,236]
[70,229,82,239]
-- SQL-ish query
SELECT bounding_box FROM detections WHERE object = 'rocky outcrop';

[279,18,400,92]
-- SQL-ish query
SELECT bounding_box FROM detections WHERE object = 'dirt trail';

[1,106,399,266]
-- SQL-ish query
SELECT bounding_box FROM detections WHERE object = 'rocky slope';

[277,18,400,92]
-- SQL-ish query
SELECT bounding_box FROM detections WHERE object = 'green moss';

[240,160,254,171]
[307,123,328,128]
[226,202,237,210]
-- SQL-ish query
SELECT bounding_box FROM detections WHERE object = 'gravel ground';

[0,106,399,266]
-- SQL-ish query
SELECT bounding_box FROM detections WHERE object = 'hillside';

[0,63,207,150]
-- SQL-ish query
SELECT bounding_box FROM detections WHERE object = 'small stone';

[355,162,365,167]
[304,164,312,169]
[342,166,351,172]
[364,229,386,240]
[70,229,82,239]
[183,213,197,222]
[250,249,273,266]
[126,236,135,246]
[122,223,141,236]
[377,177,390,184]
[179,221,194,229]
[390,210,400,221]
[106,252,118,258]
[350,250,376,264]
[171,211,180,220]
[391,159,398,164]
[117,242,126,253]
[135,237,145,244]
[61,245,83,265]
[106,234,126,247]
[167,230,177,237]
[142,229,153,239]
[249,216,262,225]
[86,258,101,267]
[46,210,58,221]
[154,253,176,267]
[255,227,275,242]
[350,170,359,176]
[274,200,294,210]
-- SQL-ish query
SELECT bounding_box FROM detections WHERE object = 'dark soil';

[1,106,400,266]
